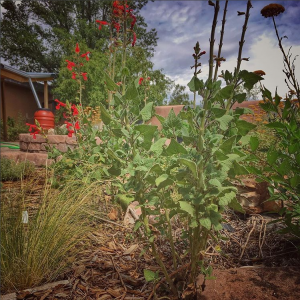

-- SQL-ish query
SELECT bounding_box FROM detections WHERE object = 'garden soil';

[1,169,300,300]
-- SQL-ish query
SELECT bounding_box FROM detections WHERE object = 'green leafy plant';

[0,158,35,181]
[247,3,300,239]
[1,114,29,141]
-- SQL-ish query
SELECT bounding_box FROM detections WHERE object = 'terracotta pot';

[34,108,55,129]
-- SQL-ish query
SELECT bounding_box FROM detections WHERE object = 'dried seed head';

[253,70,266,76]
[261,3,285,18]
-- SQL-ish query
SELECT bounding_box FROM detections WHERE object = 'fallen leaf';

[123,244,139,255]
[108,208,118,220]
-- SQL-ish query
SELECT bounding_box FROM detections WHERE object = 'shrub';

[0,114,29,141]
[0,158,35,181]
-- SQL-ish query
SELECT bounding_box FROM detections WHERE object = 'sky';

[140,0,300,103]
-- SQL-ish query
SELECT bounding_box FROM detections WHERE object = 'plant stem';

[272,16,300,105]
[121,6,127,96]
[208,1,220,82]
[213,0,228,82]
[225,0,252,112]
[165,209,177,269]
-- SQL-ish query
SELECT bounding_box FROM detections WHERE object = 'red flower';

[132,31,136,47]
[75,43,80,53]
[55,99,66,110]
[113,22,121,33]
[66,60,76,70]
[200,51,206,56]
[129,13,136,29]
[116,81,122,86]
[63,112,69,119]
[80,52,90,61]
[30,130,40,139]
[72,72,77,80]
[71,104,79,116]
[147,77,151,80]
[81,72,88,81]
[138,77,144,85]
[65,121,73,129]
[26,123,38,132]
[68,130,75,137]
[74,121,80,130]
[96,20,109,30]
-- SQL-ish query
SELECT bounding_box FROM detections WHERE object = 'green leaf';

[140,102,154,121]
[103,71,119,91]
[121,67,130,77]
[155,174,168,186]
[249,136,259,151]
[211,107,226,118]
[163,139,187,156]
[187,76,203,92]
[239,70,263,90]
[125,82,140,103]
[267,150,279,165]
[290,175,300,188]
[99,103,112,125]
[228,197,245,213]
[177,158,197,179]
[219,191,236,206]
[216,84,234,101]
[150,138,167,156]
[116,194,134,210]
[144,269,159,282]
[236,119,256,135]
[179,201,195,217]
[265,122,286,129]
[216,114,234,131]
[219,136,236,154]
[230,161,249,176]
[200,217,211,229]
[233,93,247,103]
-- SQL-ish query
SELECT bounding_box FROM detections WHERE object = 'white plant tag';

[22,211,28,224]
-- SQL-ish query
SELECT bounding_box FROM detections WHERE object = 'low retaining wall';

[19,134,77,153]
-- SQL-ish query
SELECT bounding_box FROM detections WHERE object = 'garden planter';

[34,108,55,129]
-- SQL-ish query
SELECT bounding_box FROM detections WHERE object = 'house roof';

[0,64,56,82]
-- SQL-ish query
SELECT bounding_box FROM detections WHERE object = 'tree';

[0,0,157,73]
[1,0,174,106]
[168,84,191,105]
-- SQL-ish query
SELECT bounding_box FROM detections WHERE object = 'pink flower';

[66,60,76,70]
[132,32,136,47]
[138,77,144,85]
[81,72,88,81]
[147,77,151,80]
[74,121,80,130]
[75,43,80,53]
[96,20,108,30]
[80,52,90,61]
[72,72,77,80]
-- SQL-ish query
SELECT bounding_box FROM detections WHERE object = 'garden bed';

[1,172,299,300]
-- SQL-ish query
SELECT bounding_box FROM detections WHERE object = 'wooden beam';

[1,79,8,141]
[44,81,48,108]
[0,69,27,82]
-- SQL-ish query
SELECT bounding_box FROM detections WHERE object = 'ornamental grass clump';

[0,179,94,292]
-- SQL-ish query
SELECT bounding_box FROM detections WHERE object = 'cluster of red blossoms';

[26,123,40,139]
[138,77,150,85]
[96,1,137,47]
[66,43,90,81]
[55,99,81,137]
